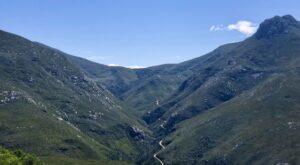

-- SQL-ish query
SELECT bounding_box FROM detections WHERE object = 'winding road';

[153,140,165,165]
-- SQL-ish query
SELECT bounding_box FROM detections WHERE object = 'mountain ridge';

[0,29,152,165]
[1,14,300,165]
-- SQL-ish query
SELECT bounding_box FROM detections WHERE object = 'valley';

[1,15,300,165]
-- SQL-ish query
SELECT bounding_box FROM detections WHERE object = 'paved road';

[153,140,165,165]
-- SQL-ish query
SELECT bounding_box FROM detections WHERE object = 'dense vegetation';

[0,146,43,165]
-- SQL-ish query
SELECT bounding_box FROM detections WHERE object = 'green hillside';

[144,15,300,133]
[1,15,300,165]
[0,30,150,164]
[66,55,187,116]
[146,15,300,165]
[160,70,300,165]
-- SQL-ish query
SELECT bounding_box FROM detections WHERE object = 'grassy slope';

[1,15,300,165]
[0,30,149,164]
[64,54,139,95]
[144,16,300,135]
[160,70,300,164]
[66,54,187,116]
[141,15,300,164]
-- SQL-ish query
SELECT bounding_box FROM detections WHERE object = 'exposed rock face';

[129,126,145,141]
[255,15,300,39]
[0,90,32,104]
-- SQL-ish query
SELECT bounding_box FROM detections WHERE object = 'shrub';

[0,147,43,165]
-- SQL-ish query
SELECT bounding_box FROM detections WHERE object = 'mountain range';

[1,15,300,165]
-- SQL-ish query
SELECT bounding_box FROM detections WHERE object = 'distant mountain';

[66,54,188,116]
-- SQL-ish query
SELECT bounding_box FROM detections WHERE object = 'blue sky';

[1,0,300,68]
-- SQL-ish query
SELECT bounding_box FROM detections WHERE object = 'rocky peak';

[254,15,300,39]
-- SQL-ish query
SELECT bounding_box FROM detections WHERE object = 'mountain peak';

[254,15,300,39]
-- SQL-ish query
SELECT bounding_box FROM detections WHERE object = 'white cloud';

[127,65,145,69]
[108,64,145,69]
[210,21,258,36]
[108,63,120,67]
[209,24,226,31]
[227,21,258,36]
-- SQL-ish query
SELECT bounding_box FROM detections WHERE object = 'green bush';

[0,147,43,165]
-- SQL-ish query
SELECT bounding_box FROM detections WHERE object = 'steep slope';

[64,54,139,95]
[69,16,300,120]
[160,69,300,165]
[65,15,300,164]
[2,14,300,165]
[145,15,300,164]
[0,30,149,164]
[144,15,300,134]
[66,55,187,115]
